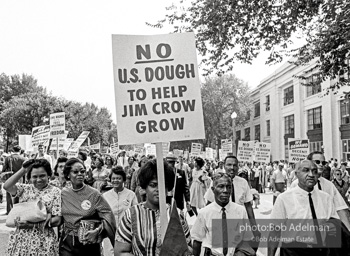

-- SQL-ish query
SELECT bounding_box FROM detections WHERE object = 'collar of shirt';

[212,201,231,213]
[295,185,316,198]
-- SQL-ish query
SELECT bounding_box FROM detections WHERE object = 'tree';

[151,0,349,92]
[200,74,251,155]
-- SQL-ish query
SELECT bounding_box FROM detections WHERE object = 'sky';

[0,0,301,123]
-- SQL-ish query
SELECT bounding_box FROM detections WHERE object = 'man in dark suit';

[2,145,26,214]
[166,154,191,210]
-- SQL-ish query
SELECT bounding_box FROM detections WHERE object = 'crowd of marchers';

[0,145,350,255]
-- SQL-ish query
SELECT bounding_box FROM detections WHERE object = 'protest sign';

[254,142,271,163]
[221,139,232,155]
[183,150,189,160]
[205,147,214,160]
[237,141,255,162]
[288,138,309,163]
[110,143,119,154]
[134,144,144,154]
[18,135,32,151]
[145,143,157,156]
[31,125,50,148]
[162,142,170,156]
[51,131,68,150]
[191,143,202,156]
[68,131,90,153]
[173,149,183,158]
[90,143,101,151]
[50,112,65,138]
[112,33,205,145]
[63,138,74,151]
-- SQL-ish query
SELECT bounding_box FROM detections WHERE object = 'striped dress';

[116,203,191,256]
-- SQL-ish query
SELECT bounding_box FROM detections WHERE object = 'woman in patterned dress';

[115,159,192,256]
[92,157,111,192]
[4,159,62,256]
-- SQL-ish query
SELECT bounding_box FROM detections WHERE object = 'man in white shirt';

[268,159,338,256]
[192,173,255,256]
[271,162,288,204]
[36,144,52,167]
[175,155,191,182]
[290,151,350,231]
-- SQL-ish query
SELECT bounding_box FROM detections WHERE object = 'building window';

[236,130,241,141]
[284,115,294,134]
[340,58,350,81]
[306,74,322,97]
[307,107,322,130]
[342,139,350,161]
[265,95,270,112]
[244,127,250,141]
[283,86,294,106]
[255,125,260,141]
[254,102,260,118]
[340,100,350,125]
[266,120,270,136]
[310,141,323,153]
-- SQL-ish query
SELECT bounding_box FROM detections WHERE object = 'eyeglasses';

[314,160,327,166]
[335,173,341,176]
[71,170,86,175]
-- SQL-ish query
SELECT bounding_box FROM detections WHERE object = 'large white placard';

[221,139,233,154]
[288,138,309,163]
[68,131,90,152]
[50,112,65,138]
[18,135,32,151]
[254,142,271,163]
[191,143,202,156]
[112,33,205,145]
[31,125,50,148]
[237,141,255,162]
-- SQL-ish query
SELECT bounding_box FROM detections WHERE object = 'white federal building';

[235,59,350,162]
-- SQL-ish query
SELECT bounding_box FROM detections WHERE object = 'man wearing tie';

[192,173,255,256]
[290,151,350,231]
[268,160,338,256]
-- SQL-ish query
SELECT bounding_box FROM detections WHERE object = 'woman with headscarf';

[114,159,191,255]
[59,158,116,256]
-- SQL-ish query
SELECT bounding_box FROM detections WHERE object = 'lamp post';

[231,112,237,155]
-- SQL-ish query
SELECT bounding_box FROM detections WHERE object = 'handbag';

[78,220,102,244]
[6,199,47,228]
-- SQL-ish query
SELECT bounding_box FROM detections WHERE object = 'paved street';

[0,189,274,256]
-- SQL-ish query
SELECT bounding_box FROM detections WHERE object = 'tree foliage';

[151,0,349,91]
[0,73,117,151]
[201,74,250,149]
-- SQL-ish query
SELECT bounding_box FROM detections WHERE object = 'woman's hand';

[83,228,100,244]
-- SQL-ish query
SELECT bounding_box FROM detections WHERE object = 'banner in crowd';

[205,147,214,160]
[191,143,202,156]
[162,142,170,156]
[134,143,144,154]
[183,150,189,160]
[31,125,50,148]
[145,143,156,156]
[68,131,90,153]
[221,139,232,154]
[112,33,205,145]
[49,112,66,138]
[173,149,184,158]
[288,138,309,163]
[237,141,255,162]
[51,131,69,150]
[90,143,101,151]
[63,138,74,151]
[254,142,271,163]
[110,142,119,154]
[18,135,32,151]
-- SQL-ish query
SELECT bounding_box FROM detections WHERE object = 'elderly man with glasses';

[290,151,350,231]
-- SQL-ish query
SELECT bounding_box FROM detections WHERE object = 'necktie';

[222,208,228,256]
[308,193,323,247]
[231,184,235,203]
[317,180,322,190]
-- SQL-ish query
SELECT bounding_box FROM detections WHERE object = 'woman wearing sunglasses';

[59,158,116,256]
[333,168,350,208]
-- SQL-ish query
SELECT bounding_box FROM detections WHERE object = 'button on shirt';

[290,177,349,211]
[204,176,253,205]
[271,186,338,243]
[191,201,253,256]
